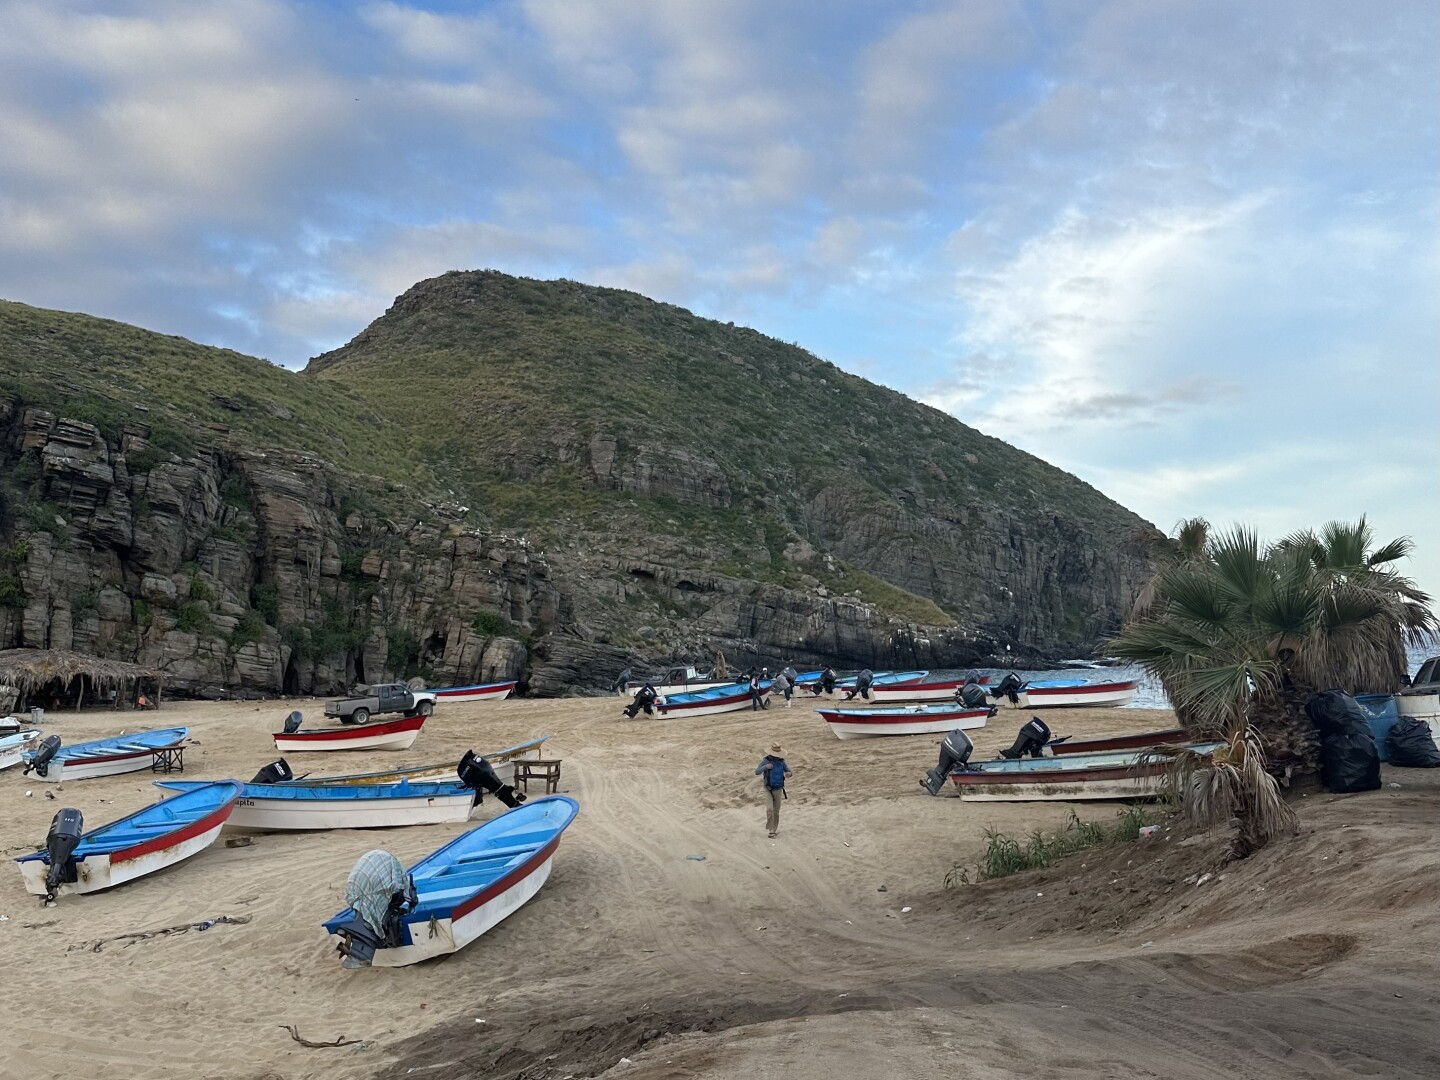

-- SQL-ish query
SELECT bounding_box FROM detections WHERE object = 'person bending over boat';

[773,670,793,707]
[623,684,658,719]
[612,667,633,695]
[755,744,792,838]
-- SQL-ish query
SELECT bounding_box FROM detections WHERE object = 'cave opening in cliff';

[282,654,300,695]
[353,652,366,685]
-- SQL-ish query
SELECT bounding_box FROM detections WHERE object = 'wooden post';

[76,674,85,711]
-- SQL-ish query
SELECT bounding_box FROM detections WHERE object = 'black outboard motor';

[23,735,62,777]
[282,710,304,734]
[844,669,874,701]
[990,671,1026,704]
[250,758,295,785]
[922,729,975,795]
[623,684,659,719]
[333,851,417,968]
[457,750,526,808]
[999,717,1052,759]
[43,807,84,901]
[957,679,989,709]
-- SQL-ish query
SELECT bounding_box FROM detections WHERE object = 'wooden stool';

[150,746,186,774]
[514,758,562,795]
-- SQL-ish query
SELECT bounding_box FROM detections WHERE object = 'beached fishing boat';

[155,777,480,830]
[22,727,189,782]
[655,681,769,718]
[277,736,549,786]
[949,742,1221,802]
[324,794,580,967]
[819,704,991,740]
[16,781,241,900]
[990,673,1139,709]
[273,714,425,753]
[1048,727,1188,755]
[869,672,992,703]
[429,680,517,704]
[0,728,42,772]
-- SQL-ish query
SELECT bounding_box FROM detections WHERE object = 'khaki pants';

[764,787,783,834]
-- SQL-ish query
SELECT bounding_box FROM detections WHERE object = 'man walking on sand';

[755,743,792,838]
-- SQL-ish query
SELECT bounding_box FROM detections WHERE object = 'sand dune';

[0,695,1433,1080]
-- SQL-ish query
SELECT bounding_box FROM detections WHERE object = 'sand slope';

[0,696,1433,1080]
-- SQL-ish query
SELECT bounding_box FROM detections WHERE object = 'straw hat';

[769,743,784,756]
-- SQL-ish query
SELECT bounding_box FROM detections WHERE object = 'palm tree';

[1111,518,1436,856]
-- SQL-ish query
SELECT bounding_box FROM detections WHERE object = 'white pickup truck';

[324,682,438,724]
[625,666,733,698]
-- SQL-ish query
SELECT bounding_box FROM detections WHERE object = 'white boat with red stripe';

[655,681,769,718]
[869,673,992,703]
[819,704,992,740]
[273,714,426,753]
[324,795,580,967]
[16,781,241,899]
[23,727,189,783]
[990,673,1139,709]
[430,680,517,703]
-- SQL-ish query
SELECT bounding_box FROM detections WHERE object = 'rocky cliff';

[1,282,1159,697]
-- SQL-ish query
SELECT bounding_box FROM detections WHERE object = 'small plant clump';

[944,807,1167,887]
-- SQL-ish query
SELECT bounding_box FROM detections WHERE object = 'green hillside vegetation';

[0,299,427,487]
[2,275,1149,635]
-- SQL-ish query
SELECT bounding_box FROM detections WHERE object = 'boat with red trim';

[818,703,992,740]
[655,681,769,718]
[1048,727,1188,755]
[22,727,189,782]
[989,672,1139,709]
[324,794,579,967]
[273,713,425,753]
[16,781,241,900]
[430,680,517,703]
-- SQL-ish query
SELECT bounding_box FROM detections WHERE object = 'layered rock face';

[0,398,560,695]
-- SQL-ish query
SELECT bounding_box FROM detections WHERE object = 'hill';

[0,277,1158,696]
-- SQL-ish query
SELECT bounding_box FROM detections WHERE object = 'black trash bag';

[1386,716,1440,768]
[1307,690,1381,793]
[1304,689,1369,738]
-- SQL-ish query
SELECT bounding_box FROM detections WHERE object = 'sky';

[2,1,1437,595]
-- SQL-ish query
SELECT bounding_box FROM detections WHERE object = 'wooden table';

[513,758,562,795]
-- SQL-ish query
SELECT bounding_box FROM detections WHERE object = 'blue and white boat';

[16,781,241,900]
[655,680,771,717]
[950,742,1221,802]
[154,776,480,831]
[0,728,43,772]
[324,795,580,967]
[23,727,189,782]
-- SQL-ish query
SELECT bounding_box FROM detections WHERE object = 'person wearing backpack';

[754,743,792,838]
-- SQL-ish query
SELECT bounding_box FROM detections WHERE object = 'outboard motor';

[956,680,989,709]
[457,750,526,808]
[23,735,62,777]
[921,729,975,795]
[282,710,304,735]
[623,684,659,719]
[333,849,417,968]
[999,717,1052,759]
[250,758,295,785]
[989,671,1026,704]
[43,807,84,901]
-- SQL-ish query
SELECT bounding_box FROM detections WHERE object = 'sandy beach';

[0,695,1435,1080]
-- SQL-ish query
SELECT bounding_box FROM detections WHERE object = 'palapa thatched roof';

[0,649,157,694]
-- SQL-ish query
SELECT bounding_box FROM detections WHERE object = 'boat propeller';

[42,807,84,903]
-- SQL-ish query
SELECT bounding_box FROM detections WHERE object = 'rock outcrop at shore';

[1,279,1160,696]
